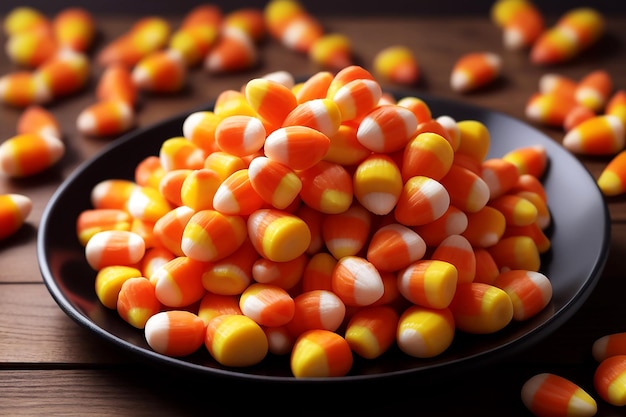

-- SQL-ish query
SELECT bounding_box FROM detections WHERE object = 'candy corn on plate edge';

[37,87,610,383]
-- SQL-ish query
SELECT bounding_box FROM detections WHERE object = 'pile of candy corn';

[76,65,557,379]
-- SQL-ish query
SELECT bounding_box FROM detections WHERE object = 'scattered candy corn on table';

[2,4,626,416]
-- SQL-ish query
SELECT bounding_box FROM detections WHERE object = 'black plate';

[37,92,610,384]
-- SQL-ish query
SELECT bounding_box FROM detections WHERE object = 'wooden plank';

[0,284,129,364]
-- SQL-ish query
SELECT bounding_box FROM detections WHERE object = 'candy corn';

[76,208,133,246]
[181,209,247,263]
[290,329,353,378]
[530,7,605,65]
[97,16,171,67]
[525,92,578,128]
[331,255,384,307]
[522,373,597,417]
[201,237,257,296]
[94,265,143,309]
[0,194,32,240]
[597,150,626,196]
[116,277,161,329]
[151,255,207,307]
[592,332,626,362]
[356,104,418,153]
[450,52,502,93]
[397,259,458,309]
[213,169,265,215]
[0,71,51,107]
[321,203,371,259]
[252,253,307,290]
[500,1,544,50]
[402,132,454,182]
[214,115,266,157]
[248,156,302,209]
[461,205,506,248]
[247,208,311,262]
[3,6,49,37]
[449,282,514,334]
[562,114,625,155]
[85,230,146,271]
[0,132,65,177]
[492,269,552,321]
[366,223,427,272]
[5,26,57,68]
[396,305,455,358]
[395,175,451,227]
[287,289,345,337]
[264,125,330,170]
[17,105,61,138]
[309,33,352,70]
[344,305,398,359]
[239,283,295,327]
[76,100,135,137]
[575,69,613,112]
[197,292,242,325]
[353,154,403,215]
[52,7,96,53]
[132,49,187,93]
[594,355,626,406]
[204,26,258,74]
[431,234,476,284]
[205,314,268,367]
[145,310,206,357]
[373,45,420,85]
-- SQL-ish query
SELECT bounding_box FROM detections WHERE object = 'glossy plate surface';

[37,92,610,384]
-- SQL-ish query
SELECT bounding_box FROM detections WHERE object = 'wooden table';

[1,9,626,416]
